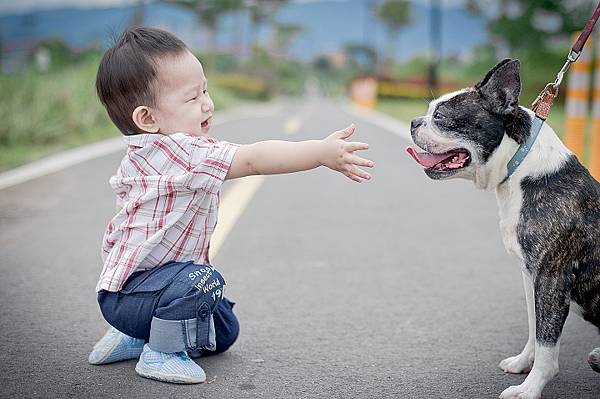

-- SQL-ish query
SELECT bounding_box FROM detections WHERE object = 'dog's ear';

[475,59,521,115]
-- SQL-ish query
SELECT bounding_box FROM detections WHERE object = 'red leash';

[573,2,600,57]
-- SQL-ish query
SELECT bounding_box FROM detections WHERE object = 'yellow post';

[590,32,600,180]
[564,32,592,160]
[350,76,378,109]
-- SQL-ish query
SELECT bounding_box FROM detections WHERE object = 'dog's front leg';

[500,270,571,399]
[499,270,535,373]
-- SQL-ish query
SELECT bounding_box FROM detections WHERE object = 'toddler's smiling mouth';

[201,116,212,130]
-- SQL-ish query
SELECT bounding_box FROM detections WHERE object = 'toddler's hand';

[320,124,374,183]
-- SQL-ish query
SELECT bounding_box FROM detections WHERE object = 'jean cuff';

[148,315,216,353]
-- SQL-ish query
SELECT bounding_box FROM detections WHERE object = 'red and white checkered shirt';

[96,132,238,292]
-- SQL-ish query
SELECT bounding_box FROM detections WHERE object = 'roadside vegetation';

[2,0,595,170]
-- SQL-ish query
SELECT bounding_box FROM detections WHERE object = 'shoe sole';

[135,365,206,384]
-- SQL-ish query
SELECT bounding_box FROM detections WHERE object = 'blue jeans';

[98,261,239,355]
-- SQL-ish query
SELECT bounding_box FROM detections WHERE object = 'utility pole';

[364,0,378,72]
[428,0,441,95]
[130,0,145,27]
[364,0,371,47]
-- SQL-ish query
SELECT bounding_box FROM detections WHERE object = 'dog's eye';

[433,110,447,120]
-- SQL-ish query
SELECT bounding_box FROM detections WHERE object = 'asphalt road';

[0,97,598,398]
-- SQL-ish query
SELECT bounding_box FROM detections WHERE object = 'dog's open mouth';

[406,147,471,172]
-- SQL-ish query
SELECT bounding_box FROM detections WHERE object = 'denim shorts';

[98,261,239,355]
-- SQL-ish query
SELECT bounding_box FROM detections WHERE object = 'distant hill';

[0,0,486,62]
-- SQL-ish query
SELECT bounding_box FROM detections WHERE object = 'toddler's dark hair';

[96,27,188,134]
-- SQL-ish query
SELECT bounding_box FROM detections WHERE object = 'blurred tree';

[130,0,146,27]
[30,39,76,71]
[313,55,332,72]
[164,0,243,54]
[466,0,595,56]
[375,0,412,66]
[246,0,287,52]
[271,23,303,57]
[343,43,378,73]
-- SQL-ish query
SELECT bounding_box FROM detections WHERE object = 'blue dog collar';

[500,115,544,185]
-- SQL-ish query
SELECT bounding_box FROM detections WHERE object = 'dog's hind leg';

[500,269,571,399]
[589,347,600,372]
[499,270,535,374]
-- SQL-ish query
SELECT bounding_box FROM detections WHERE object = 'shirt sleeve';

[185,137,239,194]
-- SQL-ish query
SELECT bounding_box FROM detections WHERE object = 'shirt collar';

[122,133,164,148]
[122,132,219,148]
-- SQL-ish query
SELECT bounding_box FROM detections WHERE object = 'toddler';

[89,26,373,384]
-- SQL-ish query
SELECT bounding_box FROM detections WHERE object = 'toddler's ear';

[132,106,159,133]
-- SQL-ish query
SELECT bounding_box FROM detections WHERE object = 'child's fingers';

[345,141,369,152]
[347,165,372,181]
[345,172,363,183]
[345,153,374,168]
[336,123,356,140]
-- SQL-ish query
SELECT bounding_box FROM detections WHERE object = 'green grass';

[0,125,118,170]
[0,60,254,172]
[376,98,429,123]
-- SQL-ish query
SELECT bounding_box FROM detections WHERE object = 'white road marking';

[0,137,124,191]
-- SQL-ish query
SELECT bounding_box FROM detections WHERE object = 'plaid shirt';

[96,133,238,292]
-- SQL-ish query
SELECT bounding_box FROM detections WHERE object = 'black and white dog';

[407,59,600,399]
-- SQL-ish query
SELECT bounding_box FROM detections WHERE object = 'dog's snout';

[411,117,425,131]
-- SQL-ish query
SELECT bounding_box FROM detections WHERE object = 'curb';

[0,101,284,191]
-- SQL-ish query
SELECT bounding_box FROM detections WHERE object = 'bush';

[0,51,257,170]
[211,73,271,100]
[0,55,114,147]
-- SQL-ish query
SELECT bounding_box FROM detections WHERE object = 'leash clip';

[568,49,581,63]
[551,49,580,94]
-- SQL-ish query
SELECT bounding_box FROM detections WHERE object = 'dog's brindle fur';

[521,158,600,338]
[410,59,600,399]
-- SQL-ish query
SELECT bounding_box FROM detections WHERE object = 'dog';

[406,59,600,399]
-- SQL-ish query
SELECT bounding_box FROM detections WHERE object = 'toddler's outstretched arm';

[226,124,373,182]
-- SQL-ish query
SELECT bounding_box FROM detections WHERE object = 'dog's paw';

[499,384,541,399]
[499,352,534,374]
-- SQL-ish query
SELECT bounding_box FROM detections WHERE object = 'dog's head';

[407,59,531,183]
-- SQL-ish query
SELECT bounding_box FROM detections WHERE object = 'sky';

[0,0,487,72]
[0,0,472,15]
[1,0,486,57]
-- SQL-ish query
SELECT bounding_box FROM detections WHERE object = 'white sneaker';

[135,344,206,384]
[88,327,145,365]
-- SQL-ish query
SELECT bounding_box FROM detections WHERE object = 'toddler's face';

[153,50,214,137]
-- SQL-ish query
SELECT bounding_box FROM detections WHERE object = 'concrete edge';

[0,100,285,191]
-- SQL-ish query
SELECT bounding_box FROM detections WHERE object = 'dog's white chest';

[496,185,524,260]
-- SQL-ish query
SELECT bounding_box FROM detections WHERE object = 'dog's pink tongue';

[406,147,449,168]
